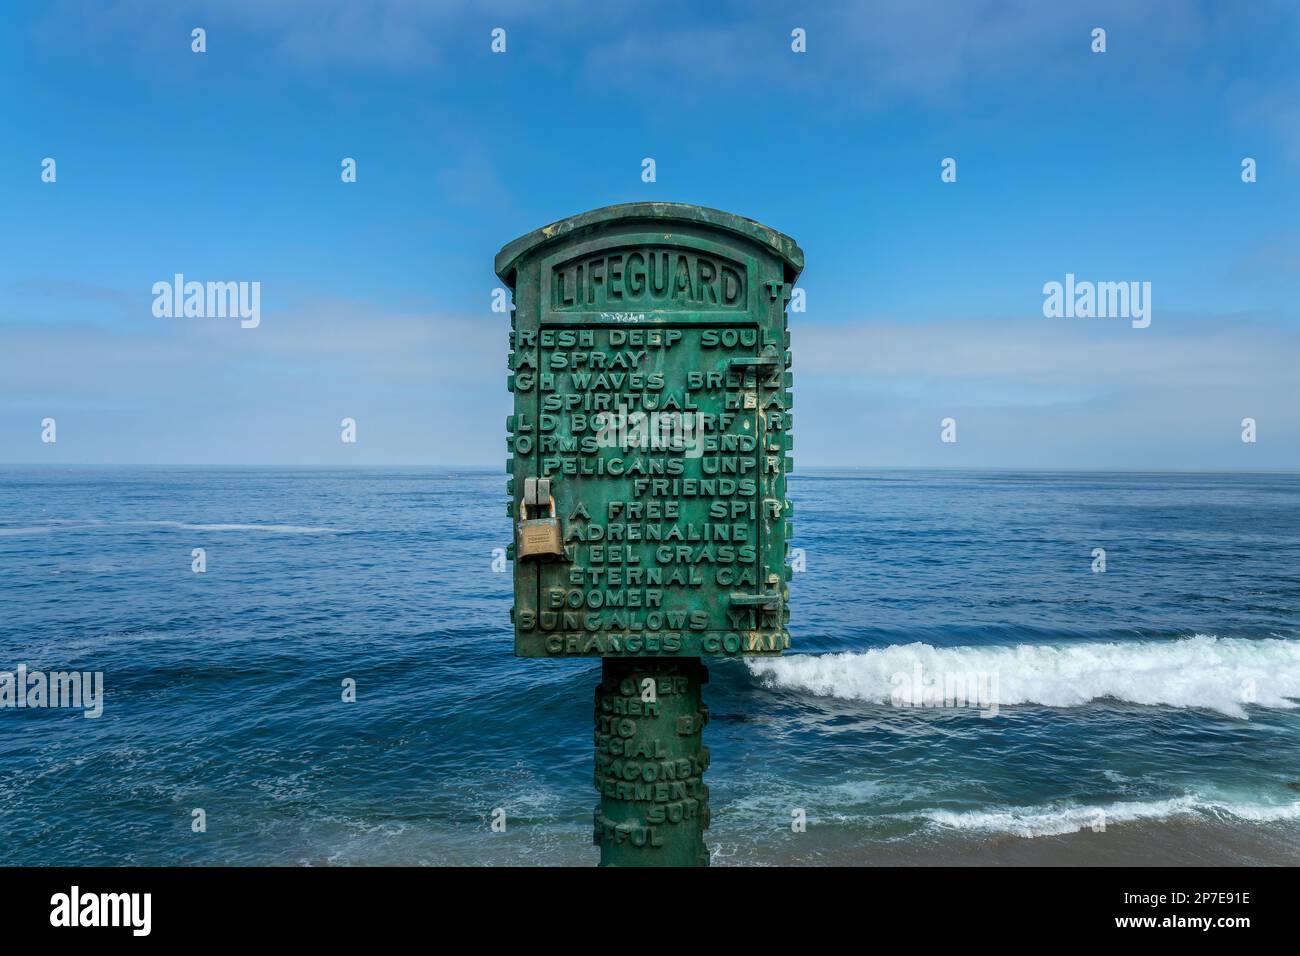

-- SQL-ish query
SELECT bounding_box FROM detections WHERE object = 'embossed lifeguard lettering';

[552,247,746,311]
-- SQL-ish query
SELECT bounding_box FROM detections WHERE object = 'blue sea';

[2,467,1299,866]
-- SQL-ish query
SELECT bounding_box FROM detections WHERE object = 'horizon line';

[3,463,1299,476]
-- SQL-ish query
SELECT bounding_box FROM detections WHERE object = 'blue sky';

[2,0,1297,467]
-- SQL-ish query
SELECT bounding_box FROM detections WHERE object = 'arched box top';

[495,202,804,288]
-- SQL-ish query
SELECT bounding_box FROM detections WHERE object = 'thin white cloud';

[793,315,1300,391]
[3,296,1296,467]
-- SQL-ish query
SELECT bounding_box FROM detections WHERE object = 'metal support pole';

[593,658,710,866]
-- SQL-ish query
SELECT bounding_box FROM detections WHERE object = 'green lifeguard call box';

[497,203,802,865]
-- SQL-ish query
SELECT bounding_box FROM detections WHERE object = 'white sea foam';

[919,795,1300,838]
[747,635,1300,718]
[143,521,345,534]
[0,521,345,535]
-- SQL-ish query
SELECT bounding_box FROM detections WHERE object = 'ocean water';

[2,467,1299,866]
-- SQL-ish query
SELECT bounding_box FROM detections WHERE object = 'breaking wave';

[918,795,1300,838]
[747,635,1300,718]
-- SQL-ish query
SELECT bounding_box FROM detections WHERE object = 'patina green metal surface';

[501,203,800,660]
[595,658,710,866]
[499,203,801,865]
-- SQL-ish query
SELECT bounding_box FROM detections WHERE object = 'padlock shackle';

[520,495,556,521]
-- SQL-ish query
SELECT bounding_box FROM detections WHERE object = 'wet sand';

[712,819,1300,866]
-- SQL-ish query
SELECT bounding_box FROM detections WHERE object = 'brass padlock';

[517,495,564,560]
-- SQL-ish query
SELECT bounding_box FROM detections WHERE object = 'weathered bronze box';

[498,203,801,659]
